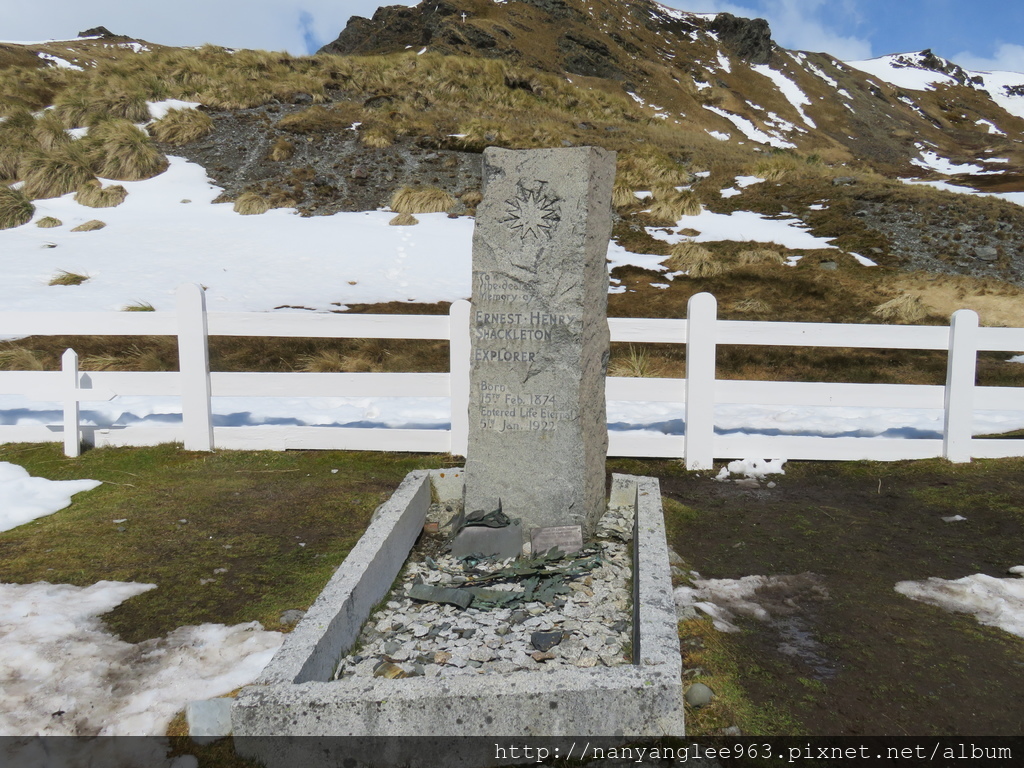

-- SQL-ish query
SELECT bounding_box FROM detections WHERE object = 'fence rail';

[1,284,1022,466]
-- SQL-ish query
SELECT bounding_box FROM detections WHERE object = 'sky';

[2,0,1024,73]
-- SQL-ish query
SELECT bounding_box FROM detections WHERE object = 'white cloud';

[954,43,1024,75]
[679,0,873,59]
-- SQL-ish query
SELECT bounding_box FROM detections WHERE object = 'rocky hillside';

[3,0,1024,299]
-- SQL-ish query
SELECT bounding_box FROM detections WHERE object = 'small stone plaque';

[451,520,523,560]
[530,525,584,556]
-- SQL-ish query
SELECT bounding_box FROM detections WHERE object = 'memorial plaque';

[530,525,585,557]
[463,146,615,542]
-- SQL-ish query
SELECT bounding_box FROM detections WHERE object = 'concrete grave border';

[231,469,683,743]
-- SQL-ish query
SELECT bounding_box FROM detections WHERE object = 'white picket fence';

[1,284,1023,467]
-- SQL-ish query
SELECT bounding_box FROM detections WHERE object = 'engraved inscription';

[531,525,584,555]
[476,381,578,433]
[500,183,561,240]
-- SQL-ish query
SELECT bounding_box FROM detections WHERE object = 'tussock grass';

[52,91,98,129]
[233,192,271,215]
[81,344,175,371]
[737,248,785,266]
[36,216,62,228]
[74,179,127,208]
[21,140,97,199]
[122,300,155,311]
[277,104,360,134]
[389,212,419,226]
[665,242,722,277]
[0,111,37,180]
[732,297,772,314]
[750,150,835,183]
[32,110,73,151]
[608,345,662,378]
[90,119,168,180]
[296,350,349,372]
[89,88,152,124]
[71,219,106,232]
[647,186,701,224]
[871,294,930,324]
[149,107,213,145]
[613,181,641,210]
[0,184,35,229]
[48,270,89,286]
[460,190,482,211]
[0,347,45,370]
[359,123,395,149]
[390,186,456,214]
[268,137,294,161]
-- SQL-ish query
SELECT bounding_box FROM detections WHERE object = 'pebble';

[333,505,635,681]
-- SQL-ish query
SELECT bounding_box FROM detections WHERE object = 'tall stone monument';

[463,146,616,543]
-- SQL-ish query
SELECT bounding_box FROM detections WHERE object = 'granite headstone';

[463,146,615,543]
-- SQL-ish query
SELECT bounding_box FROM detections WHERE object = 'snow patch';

[911,151,985,176]
[752,65,816,128]
[0,462,101,532]
[0,580,282,735]
[37,53,83,71]
[703,106,796,149]
[715,458,787,481]
[895,571,1024,639]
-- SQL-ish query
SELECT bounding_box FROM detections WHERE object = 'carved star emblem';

[503,185,560,240]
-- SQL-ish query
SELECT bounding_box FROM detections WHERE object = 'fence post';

[62,349,81,458]
[685,292,717,470]
[448,299,471,458]
[177,283,214,451]
[943,308,979,463]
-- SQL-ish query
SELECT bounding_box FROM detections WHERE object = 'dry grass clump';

[122,301,155,311]
[389,213,419,226]
[296,350,349,372]
[36,216,62,228]
[608,345,662,378]
[732,298,772,314]
[0,347,45,371]
[750,151,831,183]
[647,186,701,225]
[737,248,785,266]
[0,184,35,229]
[51,91,98,129]
[460,190,483,211]
[233,192,272,215]
[32,111,74,151]
[617,148,692,189]
[48,270,89,286]
[21,140,97,199]
[80,344,174,371]
[665,242,723,278]
[0,112,38,180]
[277,104,360,134]
[74,179,127,208]
[613,182,641,210]
[89,119,168,180]
[871,294,930,324]
[71,219,106,232]
[148,107,213,145]
[390,186,456,214]
[88,88,152,124]
[268,137,294,161]
[359,123,395,149]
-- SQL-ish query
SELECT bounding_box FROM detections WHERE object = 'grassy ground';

[0,443,456,642]
[3,445,1023,743]
[620,456,1024,737]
